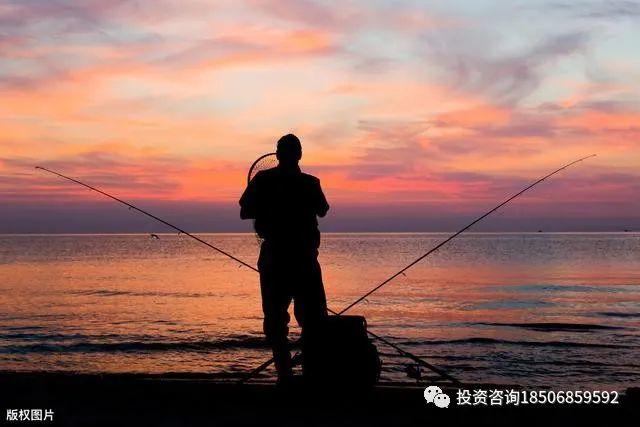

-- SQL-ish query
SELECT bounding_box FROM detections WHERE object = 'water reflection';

[0,233,639,388]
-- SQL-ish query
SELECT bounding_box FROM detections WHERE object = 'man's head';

[276,134,302,167]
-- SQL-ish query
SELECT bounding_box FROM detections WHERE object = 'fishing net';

[248,152,277,183]
[247,153,277,242]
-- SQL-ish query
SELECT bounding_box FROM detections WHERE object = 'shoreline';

[1,371,637,426]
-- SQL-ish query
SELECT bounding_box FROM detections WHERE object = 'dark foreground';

[1,372,637,426]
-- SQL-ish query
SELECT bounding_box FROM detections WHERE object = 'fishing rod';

[34,166,258,272]
[338,154,596,314]
[239,306,459,384]
[241,154,597,382]
[35,165,454,383]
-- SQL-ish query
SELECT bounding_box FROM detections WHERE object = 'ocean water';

[1,233,639,389]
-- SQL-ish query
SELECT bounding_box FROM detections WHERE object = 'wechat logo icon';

[424,385,451,408]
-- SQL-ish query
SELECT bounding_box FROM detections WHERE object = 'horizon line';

[1,231,637,237]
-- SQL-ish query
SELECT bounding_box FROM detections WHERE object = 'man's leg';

[293,254,328,383]
[293,253,328,335]
[258,244,293,382]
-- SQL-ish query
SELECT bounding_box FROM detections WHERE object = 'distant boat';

[150,233,160,240]
[537,230,543,233]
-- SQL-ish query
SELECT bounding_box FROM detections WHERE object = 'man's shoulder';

[254,167,279,181]
[300,172,320,184]
[255,168,320,185]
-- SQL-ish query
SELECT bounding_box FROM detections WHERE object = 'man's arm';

[315,178,330,218]
[239,177,258,219]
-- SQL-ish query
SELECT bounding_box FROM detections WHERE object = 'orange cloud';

[436,105,512,128]
[1,1,639,231]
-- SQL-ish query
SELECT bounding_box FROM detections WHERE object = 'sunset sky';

[1,0,639,232]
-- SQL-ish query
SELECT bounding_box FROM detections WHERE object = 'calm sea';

[1,233,639,389]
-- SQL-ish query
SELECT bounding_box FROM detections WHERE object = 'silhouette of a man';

[240,134,329,384]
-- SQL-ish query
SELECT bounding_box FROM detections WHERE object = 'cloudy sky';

[1,0,639,232]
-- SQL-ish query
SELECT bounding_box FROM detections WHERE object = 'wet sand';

[1,372,637,426]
